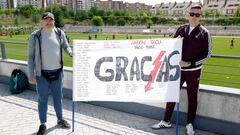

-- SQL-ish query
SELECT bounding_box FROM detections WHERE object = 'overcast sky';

[110,0,203,6]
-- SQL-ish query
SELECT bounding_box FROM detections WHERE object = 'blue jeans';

[36,69,63,124]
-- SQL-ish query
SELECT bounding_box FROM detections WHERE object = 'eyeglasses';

[189,12,201,17]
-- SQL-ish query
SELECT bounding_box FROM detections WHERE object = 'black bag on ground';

[9,69,29,94]
[41,68,62,81]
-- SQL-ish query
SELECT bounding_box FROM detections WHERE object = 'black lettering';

[168,51,180,81]
[141,56,152,81]
[94,57,114,82]
[156,57,169,82]
[115,57,128,81]
[130,57,140,81]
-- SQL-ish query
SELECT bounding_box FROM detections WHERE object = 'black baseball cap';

[42,12,54,20]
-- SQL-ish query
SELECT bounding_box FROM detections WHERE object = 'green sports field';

[0,33,240,89]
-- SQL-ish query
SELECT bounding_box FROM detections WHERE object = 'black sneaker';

[57,119,71,129]
[37,124,46,135]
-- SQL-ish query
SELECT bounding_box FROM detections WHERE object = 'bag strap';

[34,28,42,60]
[11,69,21,77]
[55,28,63,69]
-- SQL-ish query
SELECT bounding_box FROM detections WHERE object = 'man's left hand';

[179,61,191,67]
[69,52,73,57]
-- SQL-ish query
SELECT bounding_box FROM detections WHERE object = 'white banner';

[73,38,182,102]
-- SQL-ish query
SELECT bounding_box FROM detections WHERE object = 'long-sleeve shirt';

[28,27,72,78]
[174,24,212,71]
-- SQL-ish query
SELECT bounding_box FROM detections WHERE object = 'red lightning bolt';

[145,51,166,92]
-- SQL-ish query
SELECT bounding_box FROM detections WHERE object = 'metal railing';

[1,41,240,88]
[0,41,73,65]
[0,42,6,59]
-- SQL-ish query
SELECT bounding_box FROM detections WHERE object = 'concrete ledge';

[88,101,239,135]
[1,59,240,135]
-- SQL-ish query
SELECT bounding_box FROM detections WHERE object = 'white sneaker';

[151,120,172,129]
[186,123,195,135]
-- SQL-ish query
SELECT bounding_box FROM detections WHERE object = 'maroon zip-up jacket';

[174,24,212,70]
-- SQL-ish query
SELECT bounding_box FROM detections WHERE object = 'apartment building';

[168,1,201,17]
[66,0,95,10]
[152,0,240,17]
[14,0,45,9]
[171,1,191,17]
[123,2,137,12]
[157,2,176,16]
[141,3,152,12]
[203,0,225,14]
[85,0,95,10]
[3,0,240,17]
[99,0,123,10]
[222,0,240,15]
[0,0,151,13]
[0,0,11,9]
[99,0,111,9]
[203,0,240,16]
[94,0,100,7]
[97,0,151,12]
[112,0,123,10]
[124,2,152,12]
[0,0,60,10]
[67,0,73,10]
[150,3,163,15]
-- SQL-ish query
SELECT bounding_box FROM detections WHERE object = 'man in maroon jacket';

[152,5,212,135]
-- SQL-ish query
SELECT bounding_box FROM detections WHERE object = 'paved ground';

[0,83,218,135]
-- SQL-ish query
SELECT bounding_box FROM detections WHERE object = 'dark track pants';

[163,69,202,124]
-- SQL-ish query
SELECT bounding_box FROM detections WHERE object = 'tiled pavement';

[0,83,218,135]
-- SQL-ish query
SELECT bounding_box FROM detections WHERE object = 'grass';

[0,33,240,89]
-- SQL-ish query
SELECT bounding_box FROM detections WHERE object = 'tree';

[4,9,15,15]
[141,12,150,24]
[107,15,117,26]
[46,5,64,28]
[14,17,20,26]
[112,10,120,17]
[146,19,153,29]
[32,13,41,24]
[74,10,88,21]
[177,18,187,24]
[59,6,68,18]
[117,18,126,26]
[19,4,36,18]
[37,8,45,15]
[156,8,162,16]
[234,6,240,17]
[215,11,220,18]
[68,9,75,18]
[204,10,210,18]
[89,6,98,17]
[151,16,159,25]
[13,9,20,16]
[92,16,104,26]
[105,10,113,16]
[97,9,106,17]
